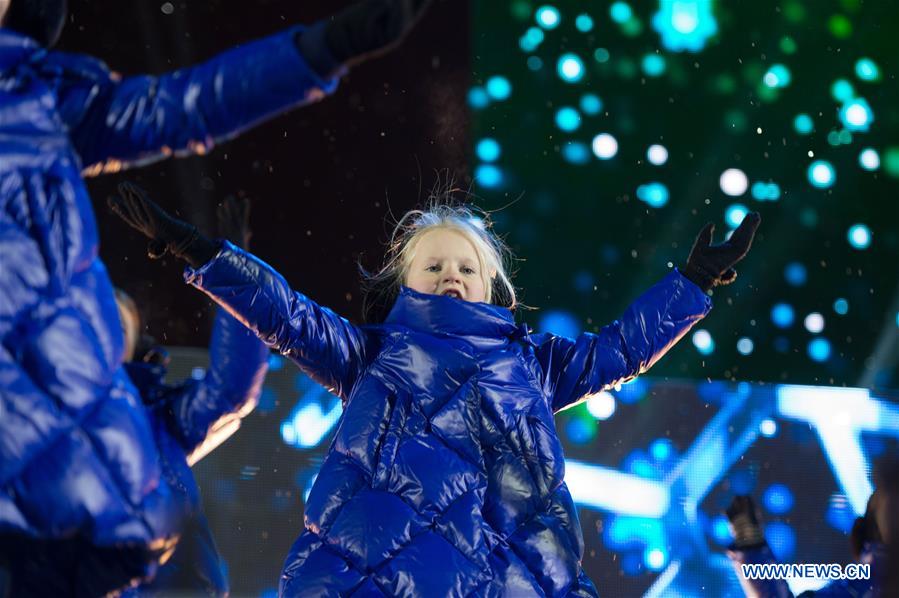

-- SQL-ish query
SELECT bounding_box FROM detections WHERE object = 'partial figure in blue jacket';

[725,459,898,598]
[0,1,431,595]
[116,196,268,597]
[109,183,760,597]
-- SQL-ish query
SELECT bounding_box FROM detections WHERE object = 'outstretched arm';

[535,214,760,413]
[50,1,432,174]
[162,198,270,464]
[108,184,368,401]
[534,269,712,413]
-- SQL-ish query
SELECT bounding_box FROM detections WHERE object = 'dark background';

[61,0,470,346]
[54,1,899,596]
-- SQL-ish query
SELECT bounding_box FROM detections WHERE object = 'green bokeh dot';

[779,36,797,54]
[883,147,899,177]
[829,14,853,38]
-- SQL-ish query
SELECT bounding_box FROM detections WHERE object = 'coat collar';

[0,29,42,73]
[384,286,529,349]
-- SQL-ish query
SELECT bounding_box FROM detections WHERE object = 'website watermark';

[741,563,870,581]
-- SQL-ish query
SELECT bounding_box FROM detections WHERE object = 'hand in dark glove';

[217,196,252,250]
[726,495,765,549]
[297,0,432,77]
[107,182,219,269]
[683,212,761,292]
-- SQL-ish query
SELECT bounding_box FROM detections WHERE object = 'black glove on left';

[108,182,219,269]
[683,212,761,292]
[726,495,766,549]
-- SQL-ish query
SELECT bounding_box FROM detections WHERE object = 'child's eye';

[426,265,441,272]
[461,266,476,275]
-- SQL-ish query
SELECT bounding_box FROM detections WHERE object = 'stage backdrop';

[165,349,899,597]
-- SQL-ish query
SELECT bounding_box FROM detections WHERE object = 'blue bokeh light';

[557,53,586,82]
[737,337,754,356]
[538,310,581,337]
[807,160,836,188]
[762,483,795,515]
[784,262,807,286]
[566,418,594,444]
[475,164,503,188]
[859,148,880,170]
[562,141,591,165]
[847,224,872,249]
[476,138,501,162]
[580,93,603,114]
[467,86,489,109]
[771,303,795,328]
[794,113,814,135]
[833,298,849,315]
[763,64,791,88]
[725,203,749,228]
[831,79,855,102]
[609,2,633,23]
[855,58,880,82]
[692,329,714,355]
[839,98,874,132]
[751,181,781,201]
[650,438,674,461]
[807,338,832,362]
[519,27,545,52]
[710,515,734,546]
[575,13,594,32]
[637,182,670,208]
[642,54,666,77]
[486,76,512,100]
[536,5,561,29]
[651,0,718,52]
[555,106,582,132]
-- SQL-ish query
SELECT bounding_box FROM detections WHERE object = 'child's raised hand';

[108,182,218,268]
[683,212,761,292]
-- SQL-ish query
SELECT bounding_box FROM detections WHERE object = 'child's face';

[405,228,488,303]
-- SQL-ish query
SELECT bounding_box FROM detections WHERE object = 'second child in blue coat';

[110,184,760,597]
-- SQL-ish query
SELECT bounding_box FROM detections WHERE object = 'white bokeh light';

[592,133,619,159]
[586,391,617,420]
[720,168,749,196]
[647,144,669,165]
[804,312,825,333]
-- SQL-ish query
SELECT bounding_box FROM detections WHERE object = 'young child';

[109,182,760,597]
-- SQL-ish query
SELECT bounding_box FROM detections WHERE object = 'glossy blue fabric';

[0,26,335,593]
[186,243,712,597]
[122,309,269,597]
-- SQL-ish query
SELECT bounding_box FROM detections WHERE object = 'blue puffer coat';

[122,309,269,597]
[185,243,712,597]
[0,27,335,594]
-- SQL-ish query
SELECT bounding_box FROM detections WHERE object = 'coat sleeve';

[183,241,368,402]
[533,270,712,414]
[162,309,270,466]
[48,26,338,174]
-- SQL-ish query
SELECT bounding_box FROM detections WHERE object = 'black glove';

[726,495,765,549]
[108,182,219,269]
[297,0,432,77]
[217,196,252,250]
[683,212,761,292]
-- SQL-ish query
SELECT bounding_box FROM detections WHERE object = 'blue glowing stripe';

[565,460,670,517]
[775,385,899,514]
[281,384,343,449]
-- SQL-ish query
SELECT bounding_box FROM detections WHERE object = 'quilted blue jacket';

[185,243,712,597]
[122,309,269,597]
[0,26,335,594]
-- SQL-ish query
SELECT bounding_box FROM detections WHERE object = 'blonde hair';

[361,197,517,323]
